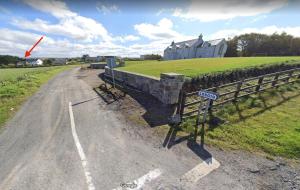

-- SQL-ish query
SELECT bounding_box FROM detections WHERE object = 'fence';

[177,68,300,120]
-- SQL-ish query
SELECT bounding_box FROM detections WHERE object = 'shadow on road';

[187,140,212,161]
[72,97,99,106]
[162,125,192,149]
[162,123,213,161]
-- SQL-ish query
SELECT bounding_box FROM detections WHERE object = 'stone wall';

[104,66,185,104]
[90,63,106,69]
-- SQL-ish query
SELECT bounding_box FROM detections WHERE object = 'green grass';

[181,83,300,159]
[0,67,57,82]
[118,57,300,78]
[0,66,78,128]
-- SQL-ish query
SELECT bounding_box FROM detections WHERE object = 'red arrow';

[25,36,44,58]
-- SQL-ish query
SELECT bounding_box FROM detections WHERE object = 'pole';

[195,99,211,147]
[108,58,116,89]
[111,68,116,89]
[195,101,203,142]
[203,100,211,124]
[201,99,211,148]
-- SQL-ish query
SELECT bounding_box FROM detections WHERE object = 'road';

[1,68,298,190]
[0,68,217,190]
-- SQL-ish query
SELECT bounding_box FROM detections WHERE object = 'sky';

[0,0,300,58]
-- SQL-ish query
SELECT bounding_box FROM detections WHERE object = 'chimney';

[198,33,203,40]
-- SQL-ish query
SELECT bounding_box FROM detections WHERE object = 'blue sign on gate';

[198,90,219,100]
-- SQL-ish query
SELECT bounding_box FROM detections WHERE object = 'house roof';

[168,38,224,49]
[207,38,224,46]
[174,39,198,47]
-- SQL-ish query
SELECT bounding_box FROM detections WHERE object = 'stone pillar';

[104,66,112,76]
[159,73,185,104]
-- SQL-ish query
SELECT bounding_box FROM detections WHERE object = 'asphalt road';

[2,68,298,190]
[0,68,211,190]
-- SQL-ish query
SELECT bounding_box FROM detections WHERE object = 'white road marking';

[113,168,162,190]
[180,157,220,184]
[69,102,95,190]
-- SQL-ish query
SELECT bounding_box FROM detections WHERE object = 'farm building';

[52,58,67,65]
[82,55,104,62]
[163,34,227,60]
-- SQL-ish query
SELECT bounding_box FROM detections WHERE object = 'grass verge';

[0,66,78,129]
[118,57,300,78]
[180,82,300,159]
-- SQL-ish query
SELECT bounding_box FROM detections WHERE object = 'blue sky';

[0,0,299,58]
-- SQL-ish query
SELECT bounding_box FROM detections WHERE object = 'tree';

[142,54,162,60]
[226,32,300,57]
[44,59,53,65]
[225,37,238,57]
[0,55,20,66]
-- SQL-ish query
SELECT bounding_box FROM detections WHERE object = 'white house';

[163,34,228,60]
[28,59,43,66]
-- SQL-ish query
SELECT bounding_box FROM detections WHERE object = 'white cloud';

[24,0,76,18]
[173,0,288,22]
[250,15,267,23]
[134,18,193,41]
[132,18,197,55]
[123,35,140,41]
[209,25,300,39]
[0,28,46,56]
[5,25,299,58]
[0,28,44,45]
[19,0,112,42]
[129,40,172,55]
[3,1,148,57]
[7,1,210,58]
[96,2,120,15]
[114,35,140,43]
[0,28,155,58]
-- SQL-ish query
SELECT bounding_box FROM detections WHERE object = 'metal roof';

[174,39,198,47]
[170,38,224,49]
[207,39,224,46]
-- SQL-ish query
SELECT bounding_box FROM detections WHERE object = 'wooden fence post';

[255,77,264,92]
[179,92,186,119]
[272,74,280,87]
[234,81,243,101]
[286,70,294,83]
[176,90,183,115]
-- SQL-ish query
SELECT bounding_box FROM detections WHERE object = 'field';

[0,66,77,128]
[118,57,300,78]
[0,67,63,82]
[181,82,300,159]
